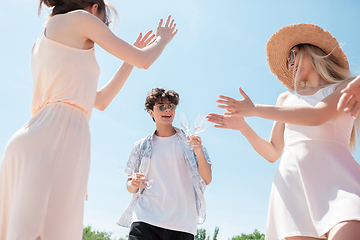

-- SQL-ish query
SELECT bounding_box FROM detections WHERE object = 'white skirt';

[266,140,360,240]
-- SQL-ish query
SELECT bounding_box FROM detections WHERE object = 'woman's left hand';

[188,134,203,155]
[216,87,256,117]
[206,113,247,131]
[133,30,156,49]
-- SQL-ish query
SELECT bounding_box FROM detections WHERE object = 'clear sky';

[1,0,360,239]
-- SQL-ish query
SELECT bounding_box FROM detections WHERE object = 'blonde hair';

[297,44,358,151]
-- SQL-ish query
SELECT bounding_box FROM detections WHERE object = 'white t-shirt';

[132,133,197,235]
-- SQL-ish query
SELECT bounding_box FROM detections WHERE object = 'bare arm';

[218,81,351,126]
[94,31,155,111]
[237,117,284,163]
[94,63,133,111]
[188,135,212,184]
[207,92,287,163]
[81,12,178,69]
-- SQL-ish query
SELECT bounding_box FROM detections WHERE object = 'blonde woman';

[0,0,177,239]
[207,24,360,240]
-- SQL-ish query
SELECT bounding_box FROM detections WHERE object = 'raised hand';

[206,113,247,131]
[216,87,256,117]
[134,30,156,49]
[338,75,360,116]
[156,15,178,44]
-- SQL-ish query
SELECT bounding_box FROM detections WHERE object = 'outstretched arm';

[207,93,287,163]
[94,31,155,111]
[81,12,178,69]
[219,81,351,126]
[337,75,360,116]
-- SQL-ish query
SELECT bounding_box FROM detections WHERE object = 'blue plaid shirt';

[117,127,211,228]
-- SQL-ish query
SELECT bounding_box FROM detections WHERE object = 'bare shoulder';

[45,9,103,49]
[67,9,111,39]
[276,91,289,106]
[46,10,94,30]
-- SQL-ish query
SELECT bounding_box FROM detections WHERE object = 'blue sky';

[1,0,360,239]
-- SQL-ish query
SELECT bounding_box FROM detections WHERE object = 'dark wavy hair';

[145,88,180,112]
[38,0,116,24]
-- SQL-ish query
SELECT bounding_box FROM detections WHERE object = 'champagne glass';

[193,110,211,134]
[117,164,153,189]
[178,111,190,136]
[139,159,154,189]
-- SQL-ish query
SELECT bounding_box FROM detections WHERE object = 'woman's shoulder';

[276,91,290,106]
[46,9,105,43]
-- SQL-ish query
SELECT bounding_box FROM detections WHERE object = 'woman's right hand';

[156,15,178,44]
[216,87,256,117]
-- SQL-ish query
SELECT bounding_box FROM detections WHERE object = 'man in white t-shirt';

[117,88,212,240]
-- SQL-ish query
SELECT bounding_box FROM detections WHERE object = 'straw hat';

[266,23,349,90]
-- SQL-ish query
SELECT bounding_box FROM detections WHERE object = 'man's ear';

[149,109,154,118]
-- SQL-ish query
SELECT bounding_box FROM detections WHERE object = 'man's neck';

[155,124,176,137]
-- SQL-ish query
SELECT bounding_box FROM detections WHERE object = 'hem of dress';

[268,218,360,240]
[317,217,360,238]
[268,232,326,240]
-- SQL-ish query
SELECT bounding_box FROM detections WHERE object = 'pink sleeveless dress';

[266,84,360,240]
[0,32,100,239]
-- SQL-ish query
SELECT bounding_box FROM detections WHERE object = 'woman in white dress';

[207,23,360,240]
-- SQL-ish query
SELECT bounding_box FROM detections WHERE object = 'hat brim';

[266,23,349,90]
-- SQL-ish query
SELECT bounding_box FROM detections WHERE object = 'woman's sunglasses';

[155,104,177,111]
[287,50,296,71]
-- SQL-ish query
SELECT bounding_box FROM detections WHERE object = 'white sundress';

[266,84,360,240]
